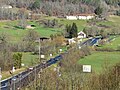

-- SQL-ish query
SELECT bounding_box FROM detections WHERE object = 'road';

[80,37,101,47]
[0,55,63,90]
[0,37,101,90]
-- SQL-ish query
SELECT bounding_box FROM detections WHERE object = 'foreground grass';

[78,51,120,73]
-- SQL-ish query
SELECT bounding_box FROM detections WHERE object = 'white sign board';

[21,63,25,67]
[59,49,62,52]
[12,67,15,72]
[41,55,45,58]
[79,46,81,49]
[50,54,52,57]
[0,75,2,79]
[83,65,91,73]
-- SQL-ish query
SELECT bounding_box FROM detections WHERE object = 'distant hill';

[0,0,120,20]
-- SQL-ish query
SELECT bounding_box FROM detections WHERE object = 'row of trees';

[0,33,22,70]
[0,0,119,19]
[83,25,120,38]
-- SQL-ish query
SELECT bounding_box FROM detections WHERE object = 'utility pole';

[12,77,16,90]
[0,67,2,90]
[39,38,41,62]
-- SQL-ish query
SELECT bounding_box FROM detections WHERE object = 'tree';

[64,23,78,38]
[64,24,71,38]
[100,29,108,39]
[13,53,22,69]
[30,0,41,9]
[94,6,103,17]
[0,33,13,71]
[71,22,78,38]
[23,30,39,52]
[18,8,27,29]
[116,10,120,16]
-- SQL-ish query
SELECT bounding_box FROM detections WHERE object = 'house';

[0,5,12,9]
[66,16,78,20]
[68,38,76,44]
[77,31,86,39]
[66,14,95,20]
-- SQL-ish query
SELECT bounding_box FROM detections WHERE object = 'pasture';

[78,52,120,73]
[0,20,61,43]
[97,15,120,27]
[99,36,120,50]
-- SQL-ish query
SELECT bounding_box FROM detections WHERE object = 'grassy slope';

[39,16,87,31]
[0,17,87,43]
[100,36,120,50]
[59,19,87,32]
[78,52,120,73]
[97,15,120,28]
[21,52,39,67]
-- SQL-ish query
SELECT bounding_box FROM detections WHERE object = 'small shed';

[68,38,76,44]
[26,25,36,29]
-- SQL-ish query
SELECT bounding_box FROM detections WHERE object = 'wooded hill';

[0,0,120,20]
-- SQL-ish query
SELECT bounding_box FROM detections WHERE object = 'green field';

[0,20,61,43]
[0,15,120,43]
[0,17,87,43]
[97,15,120,27]
[21,52,39,67]
[41,16,87,31]
[99,36,120,50]
[78,52,120,73]
[59,19,87,31]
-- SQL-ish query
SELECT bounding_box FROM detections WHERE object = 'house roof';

[67,13,95,16]
[78,31,86,35]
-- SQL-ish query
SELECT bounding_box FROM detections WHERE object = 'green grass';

[40,16,87,31]
[21,52,39,67]
[0,20,61,43]
[99,36,120,50]
[59,19,87,32]
[0,17,87,43]
[96,15,120,27]
[78,52,120,73]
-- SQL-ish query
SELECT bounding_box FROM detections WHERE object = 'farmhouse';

[77,31,86,39]
[66,14,95,20]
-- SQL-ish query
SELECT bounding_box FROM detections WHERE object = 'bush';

[116,10,120,16]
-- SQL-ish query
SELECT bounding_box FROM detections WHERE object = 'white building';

[77,31,86,39]
[0,5,12,9]
[66,16,78,20]
[68,38,76,44]
[66,14,94,20]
